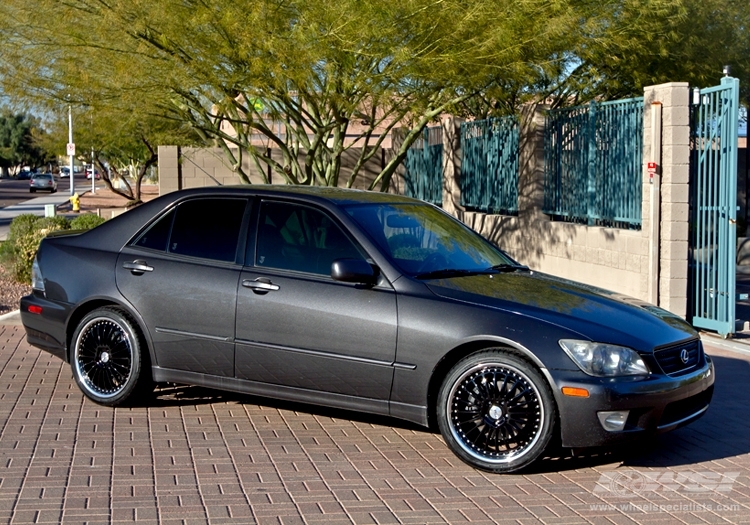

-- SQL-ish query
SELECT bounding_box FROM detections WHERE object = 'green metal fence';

[460,116,519,215]
[404,125,443,206]
[544,97,644,228]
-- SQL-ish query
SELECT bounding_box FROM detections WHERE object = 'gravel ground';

[0,266,30,315]
[0,184,159,315]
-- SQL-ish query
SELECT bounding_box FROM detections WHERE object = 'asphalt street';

[0,175,93,241]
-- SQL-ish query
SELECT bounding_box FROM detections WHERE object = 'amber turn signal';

[561,386,589,398]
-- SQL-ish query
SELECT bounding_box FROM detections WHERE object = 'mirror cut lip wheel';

[447,362,544,464]
[74,317,133,399]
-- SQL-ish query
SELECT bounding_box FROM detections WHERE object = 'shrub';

[70,214,106,230]
[1,215,71,284]
[0,213,105,285]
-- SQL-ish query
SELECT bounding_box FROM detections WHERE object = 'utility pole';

[68,105,75,196]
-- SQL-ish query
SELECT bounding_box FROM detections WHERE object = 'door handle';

[123,260,154,275]
[242,278,280,294]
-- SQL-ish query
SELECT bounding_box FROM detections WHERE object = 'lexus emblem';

[680,348,690,364]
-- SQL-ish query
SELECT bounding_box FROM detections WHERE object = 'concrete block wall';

[158,146,389,193]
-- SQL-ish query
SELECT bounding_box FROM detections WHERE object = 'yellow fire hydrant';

[70,193,80,213]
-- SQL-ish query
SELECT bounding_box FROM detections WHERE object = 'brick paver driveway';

[0,323,748,524]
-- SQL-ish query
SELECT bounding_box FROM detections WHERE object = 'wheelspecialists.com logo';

[594,470,739,497]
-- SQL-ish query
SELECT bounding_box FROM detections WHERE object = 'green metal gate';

[689,77,740,336]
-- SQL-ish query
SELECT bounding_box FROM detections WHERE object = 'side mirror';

[331,259,379,286]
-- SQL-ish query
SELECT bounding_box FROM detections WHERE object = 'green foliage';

[0,0,604,190]
[69,214,106,230]
[0,214,104,284]
[1,0,748,187]
[1,215,70,284]
[0,111,52,176]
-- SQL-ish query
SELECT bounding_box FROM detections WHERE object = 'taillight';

[31,257,45,293]
[28,305,42,315]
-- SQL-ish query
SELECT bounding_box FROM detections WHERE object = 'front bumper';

[548,355,715,449]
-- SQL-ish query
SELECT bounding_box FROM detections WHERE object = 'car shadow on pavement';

[145,383,426,432]
[136,352,748,474]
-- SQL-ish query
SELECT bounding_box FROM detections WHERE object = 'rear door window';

[133,198,247,263]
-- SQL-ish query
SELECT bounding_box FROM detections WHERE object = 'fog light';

[598,410,629,432]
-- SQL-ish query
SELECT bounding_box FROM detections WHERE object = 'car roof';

[55,185,427,253]
[170,185,419,206]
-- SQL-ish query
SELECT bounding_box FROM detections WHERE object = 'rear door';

[235,199,398,400]
[116,197,249,377]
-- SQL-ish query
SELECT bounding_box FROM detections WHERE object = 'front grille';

[660,385,714,428]
[654,339,702,376]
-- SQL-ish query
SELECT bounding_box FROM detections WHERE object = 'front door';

[235,200,398,400]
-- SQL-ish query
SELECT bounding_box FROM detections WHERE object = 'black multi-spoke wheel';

[71,307,150,406]
[437,350,556,473]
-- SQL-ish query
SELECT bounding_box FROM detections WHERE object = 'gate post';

[157,145,181,195]
[442,116,463,214]
[643,83,691,318]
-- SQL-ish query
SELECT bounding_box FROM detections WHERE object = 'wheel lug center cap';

[100,351,110,364]
[488,405,503,420]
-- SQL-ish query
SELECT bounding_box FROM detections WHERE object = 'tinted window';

[256,201,363,275]
[134,208,175,252]
[344,203,512,275]
[168,199,247,262]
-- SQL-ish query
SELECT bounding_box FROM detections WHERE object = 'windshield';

[343,203,516,276]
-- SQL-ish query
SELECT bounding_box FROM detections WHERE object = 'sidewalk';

[0,193,72,241]
[0,185,159,241]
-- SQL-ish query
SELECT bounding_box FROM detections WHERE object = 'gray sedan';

[20,186,714,473]
[29,173,58,193]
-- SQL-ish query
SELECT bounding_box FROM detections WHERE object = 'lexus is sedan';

[20,186,714,473]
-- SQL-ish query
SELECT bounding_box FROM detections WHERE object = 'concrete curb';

[0,309,20,321]
[700,332,750,357]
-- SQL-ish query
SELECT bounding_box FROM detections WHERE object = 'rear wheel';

[70,307,152,406]
[437,350,556,473]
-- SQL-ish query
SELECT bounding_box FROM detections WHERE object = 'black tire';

[70,307,152,406]
[29,188,35,193]
[437,350,556,473]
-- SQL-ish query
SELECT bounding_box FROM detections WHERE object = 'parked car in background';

[59,167,70,178]
[20,186,715,473]
[17,171,32,180]
[86,168,100,179]
[29,173,57,193]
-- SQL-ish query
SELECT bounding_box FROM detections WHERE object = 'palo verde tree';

[0,0,609,190]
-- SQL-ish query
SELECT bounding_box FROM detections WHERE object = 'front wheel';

[70,307,152,406]
[437,350,556,473]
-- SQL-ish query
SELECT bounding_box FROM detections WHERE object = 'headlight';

[559,340,649,377]
[31,257,45,293]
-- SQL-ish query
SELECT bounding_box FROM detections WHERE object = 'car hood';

[424,271,696,351]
